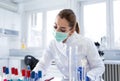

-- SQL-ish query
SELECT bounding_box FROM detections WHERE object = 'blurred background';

[0,0,120,81]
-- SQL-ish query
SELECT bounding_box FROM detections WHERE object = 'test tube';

[27,65,31,70]
[68,46,78,81]
[68,45,88,81]
[68,46,72,81]
[26,70,31,81]
[5,67,10,81]
[78,67,84,81]
[15,68,19,80]
[37,71,42,81]
[77,47,87,81]
[21,69,27,81]
[2,66,6,80]
[30,71,35,81]
[10,67,15,81]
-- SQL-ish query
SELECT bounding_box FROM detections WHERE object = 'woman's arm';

[33,41,54,74]
[86,39,105,80]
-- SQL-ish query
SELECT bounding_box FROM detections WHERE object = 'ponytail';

[75,22,80,34]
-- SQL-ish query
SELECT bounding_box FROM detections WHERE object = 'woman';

[33,9,105,81]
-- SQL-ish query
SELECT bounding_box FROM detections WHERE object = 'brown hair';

[58,9,80,34]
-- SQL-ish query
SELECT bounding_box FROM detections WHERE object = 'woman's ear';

[69,28,75,36]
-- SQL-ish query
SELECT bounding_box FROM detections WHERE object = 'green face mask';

[54,31,68,42]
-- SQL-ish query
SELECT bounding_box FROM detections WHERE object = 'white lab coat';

[33,32,105,81]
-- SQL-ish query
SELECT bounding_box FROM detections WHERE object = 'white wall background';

[0,6,21,75]
[0,0,80,54]
[21,0,68,11]
[0,7,21,54]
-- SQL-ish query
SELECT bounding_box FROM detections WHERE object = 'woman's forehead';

[55,16,69,27]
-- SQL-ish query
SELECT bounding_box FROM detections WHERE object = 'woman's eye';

[61,30,66,32]
[54,26,57,29]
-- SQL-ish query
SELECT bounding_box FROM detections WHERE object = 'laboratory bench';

[0,49,120,81]
[0,55,62,77]
[0,56,120,81]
